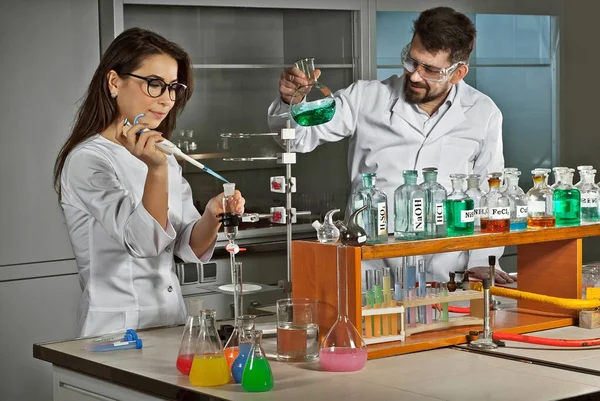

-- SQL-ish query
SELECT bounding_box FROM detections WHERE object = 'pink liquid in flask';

[319,347,368,372]
[176,354,194,375]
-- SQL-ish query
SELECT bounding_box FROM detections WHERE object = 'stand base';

[468,338,499,350]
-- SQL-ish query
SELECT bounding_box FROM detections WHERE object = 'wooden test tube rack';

[292,225,600,359]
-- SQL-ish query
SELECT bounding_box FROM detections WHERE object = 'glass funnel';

[241,330,274,392]
[320,245,368,372]
[176,298,203,375]
[223,314,256,370]
[289,58,336,126]
[189,310,231,387]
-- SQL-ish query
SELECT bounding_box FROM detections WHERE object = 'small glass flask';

[527,169,556,228]
[351,173,388,244]
[176,299,203,375]
[502,171,528,231]
[466,174,485,229]
[189,310,231,387]
[577,169,600,224]
[223,314,256,370]
[480,173,510,233]
[289,58,336,126]
[320,245,368,372]
[444,173,474,236]
[419,167,447,238]
[231,315,257,383]
[313,209,341,243]
[447,272,458,293]
[241,330,274,392]
[339,205,368,246]
[394,170,427,240]
[553,168,581,227]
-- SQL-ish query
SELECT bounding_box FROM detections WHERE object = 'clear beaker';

[276,298,319,362]
[320,245,368,372]
[231,314,256,383]
[241,330,274,392]
[189,309,231,387]
[289,58,336,127]
[175,298,204,375]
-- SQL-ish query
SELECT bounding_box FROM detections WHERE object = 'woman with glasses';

[268,7,512,285]
[53,28,245,337]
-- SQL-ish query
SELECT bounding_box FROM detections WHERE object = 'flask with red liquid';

[175,299,203,375]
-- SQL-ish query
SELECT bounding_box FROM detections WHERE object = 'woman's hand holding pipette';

[206,190,246,221]
[116,116,167,168]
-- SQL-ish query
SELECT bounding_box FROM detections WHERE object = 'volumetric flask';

[289,58,336,126]
[276,298,319,362]
[189,310,231,387]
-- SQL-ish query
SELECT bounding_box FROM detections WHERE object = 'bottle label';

[582,193,599,207]
[528,200,546,213]
[435,203,445,225]
[474,208,486,218]
[460,209,475,223]
[412,198,425,232]
[480,207,489,218]
[377,202,387,236]
[489,207,510,220]
[357,235,367,244]
[516,206,528,219]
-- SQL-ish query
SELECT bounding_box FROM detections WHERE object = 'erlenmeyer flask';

[339,205,368,247]
[320,245,368,372]
[175,299,203,375]
[224,314,255,373]
[189,310,231,387]
[231,315,256,383]
[289,58,336,126]
[241,330,274,392]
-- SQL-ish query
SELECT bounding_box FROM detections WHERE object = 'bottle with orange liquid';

[480,173,510,233]
[223,314,256,370]
[175,299,203,375]
[189,309,231,387]
[527,169,556,228]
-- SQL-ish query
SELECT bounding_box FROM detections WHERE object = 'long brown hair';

[53,27,194,196]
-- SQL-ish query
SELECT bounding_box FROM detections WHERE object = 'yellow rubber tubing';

[469,283,600,310]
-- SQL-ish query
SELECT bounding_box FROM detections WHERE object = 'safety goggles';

[401,44,465,82]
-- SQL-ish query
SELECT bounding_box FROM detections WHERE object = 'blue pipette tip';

[205,167,229,183]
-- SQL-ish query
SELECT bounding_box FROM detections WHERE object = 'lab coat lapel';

[425,82,470,144]
[390,78,425,134]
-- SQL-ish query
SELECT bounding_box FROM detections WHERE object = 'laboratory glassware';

[320,245,368,372]
[553,168,581,227]
[420,168,448,238]
[576,169,600,223]
[313,208,341,243]
[466,174,485,229]
[502,171,528,231]
[500,167,519,192]
[276,298,319,362]
[551,167,569,189]
[289,57,336,126]
[339,205,368,246]
[444,173,474,236]
[231,315,258,383]
[417,259,427,323]
[394,170,427,239]
[176,298,204,375]
[85,339,143,352]
[394,264,404,302]
[447,272,458,292]
[575,165,594,187]
[89,329,138,344]
[351,173,388,244]
[527,169,556,228]
[189,310,231,387]
[480,173,510,233]
[440,283,449,322]
[241,330,274,392]
[224,314,256,371]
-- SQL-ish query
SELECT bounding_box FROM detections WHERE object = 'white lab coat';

[60,135,214,337]
[268,75,504,283]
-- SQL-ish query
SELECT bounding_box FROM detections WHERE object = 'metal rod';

[192,63,354,69]
[483,280,491,340]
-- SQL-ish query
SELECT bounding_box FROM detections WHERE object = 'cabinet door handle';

[60,382,118,401]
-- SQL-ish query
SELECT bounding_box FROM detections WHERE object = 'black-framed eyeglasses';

[120,72,188,101]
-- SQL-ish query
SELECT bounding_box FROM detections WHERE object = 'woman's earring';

[111,92,117,99]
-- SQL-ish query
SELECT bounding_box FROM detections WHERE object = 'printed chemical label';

[460,209,475,223]
[435,203,445,225]
[516,206,529,219]
[412,198,425,232]
[377,202,387,236]
[582,193,599,207]
[489,207,510,220]
[528,200,546,213]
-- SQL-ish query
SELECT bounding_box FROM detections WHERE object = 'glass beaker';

[231,314,256,383]
[289,57,336,126]
[189,310,231,387]
[276,298,319,362]
[320,245,368,372]
[241,330,274,392]
[176,298,204,375]
[224,314,256,370]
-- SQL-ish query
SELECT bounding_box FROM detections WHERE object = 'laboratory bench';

[34,324,600,401]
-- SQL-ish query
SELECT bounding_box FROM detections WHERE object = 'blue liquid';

[510,221,528,231]
[394,283,403,301]
[232,342,252,383]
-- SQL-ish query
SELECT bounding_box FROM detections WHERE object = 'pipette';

[125,114,229,183]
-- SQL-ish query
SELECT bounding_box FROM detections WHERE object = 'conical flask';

[319,245,368,372]
[241,330,274,392]
[339,205,368,247]
[231,315,256,383]
[289,58,336,126]
[189,310,231,387]
[175,299,203,375]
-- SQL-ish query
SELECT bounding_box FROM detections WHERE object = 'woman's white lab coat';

[60,135,214,337]
[268,75,504,282]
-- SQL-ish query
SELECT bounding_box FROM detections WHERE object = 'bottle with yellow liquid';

[189,309,231,387]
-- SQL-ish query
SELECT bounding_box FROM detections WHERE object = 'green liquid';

[444,199,474,237]
[241,357,274,392]
[553,189,581,227]
[582,207,600,222]
[291,100,336,126]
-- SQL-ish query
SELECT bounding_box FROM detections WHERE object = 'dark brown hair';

[53,27,194,195]
[413,7,476,64]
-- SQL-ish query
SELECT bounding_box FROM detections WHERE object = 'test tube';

[383,268,392,307]
[86,339,143,352]
[365,270,375,338]
[417,259,427,324]
[440,283,449,322]
[408,287,417,328]
[394,265,403,301]
[404,257,417,324]
[374,269,383,336]
[425,285,433,324]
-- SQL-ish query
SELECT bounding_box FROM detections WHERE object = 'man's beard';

[403,75,449,105]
